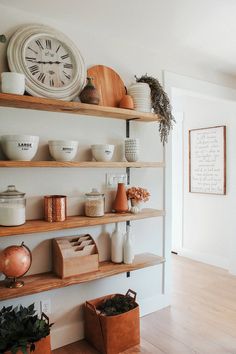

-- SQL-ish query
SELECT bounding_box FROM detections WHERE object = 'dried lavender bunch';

[135,74,175,144]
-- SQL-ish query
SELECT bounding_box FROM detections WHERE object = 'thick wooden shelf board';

[0,93,160,122]
[0,253,165,300]
[0,209,165,237]
[0,161,165,168]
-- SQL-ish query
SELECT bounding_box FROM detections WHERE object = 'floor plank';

[53,255,236,353]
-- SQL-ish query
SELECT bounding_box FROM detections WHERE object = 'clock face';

[25,36,74,89]
[7,24,86,101]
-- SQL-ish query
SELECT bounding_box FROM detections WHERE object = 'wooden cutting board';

[87,65,126,107]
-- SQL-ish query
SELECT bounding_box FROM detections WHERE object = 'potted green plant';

[84,289,140,354]
[0,304,52,354]
[135,74,175,144]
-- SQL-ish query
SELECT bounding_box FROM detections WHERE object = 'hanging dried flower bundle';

[135,74,175,144]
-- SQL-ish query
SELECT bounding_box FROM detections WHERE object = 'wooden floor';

[53,255,236,353]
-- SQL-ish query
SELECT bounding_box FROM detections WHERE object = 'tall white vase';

[111,223,124,263]
[123,225,134,264]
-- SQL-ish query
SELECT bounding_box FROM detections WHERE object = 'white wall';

[165,72,236,273]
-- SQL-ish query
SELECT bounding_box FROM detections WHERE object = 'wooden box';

[52,234,99,278]
[84,290,140,354]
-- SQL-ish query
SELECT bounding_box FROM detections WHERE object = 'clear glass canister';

[85,188,105,217]
[0,185,26,226]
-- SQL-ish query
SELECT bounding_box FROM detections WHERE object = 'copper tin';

[44,195,67,222]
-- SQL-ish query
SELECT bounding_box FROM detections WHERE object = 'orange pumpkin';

[119,95,134,110]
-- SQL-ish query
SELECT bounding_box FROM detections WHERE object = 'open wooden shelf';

[0,161,165,168]
[0,253,165,300]
[0,93,160,122]
[0,209,165,237]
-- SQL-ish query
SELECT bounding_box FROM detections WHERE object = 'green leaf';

[0,34,6,43]
[0,303,52,351]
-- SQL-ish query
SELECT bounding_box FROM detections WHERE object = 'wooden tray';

[53,234,99,278]
[87,65,126,107]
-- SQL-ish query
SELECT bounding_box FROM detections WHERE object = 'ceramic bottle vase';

[113,183,128,213]
[79,77,100,105]
[111,223,124,263]
[123,225,134,264]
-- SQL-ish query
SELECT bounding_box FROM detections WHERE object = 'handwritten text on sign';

[189,126,226,194]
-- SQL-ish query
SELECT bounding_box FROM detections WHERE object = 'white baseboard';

[51,320,84,350]
[178,248,229,270]
[139,293,170,316]
[51,293,170,350]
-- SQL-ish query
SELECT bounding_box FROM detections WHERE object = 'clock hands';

[38,60,64,64]
[27,59,65,64]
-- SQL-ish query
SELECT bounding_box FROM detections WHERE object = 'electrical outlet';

[106,173,127,187]
[40,299,51,315]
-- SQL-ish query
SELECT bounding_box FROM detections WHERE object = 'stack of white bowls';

[125,138,140,162]
[127,83,151,112]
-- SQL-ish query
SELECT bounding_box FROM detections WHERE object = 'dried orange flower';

[126,187,150,202]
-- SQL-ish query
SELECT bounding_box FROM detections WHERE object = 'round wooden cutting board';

[87,65,126,107]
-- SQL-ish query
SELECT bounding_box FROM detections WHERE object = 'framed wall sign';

[189,126,226,195]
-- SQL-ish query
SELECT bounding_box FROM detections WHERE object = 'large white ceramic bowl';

[91,144,114,162]
[48,140,78,161]
[1,135,39,161]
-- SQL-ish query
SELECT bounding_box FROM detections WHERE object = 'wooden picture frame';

[189,126,226,195]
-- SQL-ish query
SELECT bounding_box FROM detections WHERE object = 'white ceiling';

[1,0,236,81]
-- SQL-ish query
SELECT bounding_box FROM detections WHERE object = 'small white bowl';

[1,135,39,161]
[49,140,78,161]
[91,144,114,162]
[1,72,25,95]
[125,152,139,162]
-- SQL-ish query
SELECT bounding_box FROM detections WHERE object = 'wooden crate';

[52,234,99,278]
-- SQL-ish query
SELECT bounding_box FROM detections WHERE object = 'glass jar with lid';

[85,188,105,217]
[0,185,26,226]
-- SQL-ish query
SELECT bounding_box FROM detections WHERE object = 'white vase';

[130,199,142,214]
[111,223,124,263]
[123,225,134,264]
[1,72,25,95]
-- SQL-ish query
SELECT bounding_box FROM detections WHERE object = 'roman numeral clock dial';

[7,25,86,100]
[25,37,74,88]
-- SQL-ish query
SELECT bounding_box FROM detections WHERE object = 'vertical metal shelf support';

[126,119,131,278]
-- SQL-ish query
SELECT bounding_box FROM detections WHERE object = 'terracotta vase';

[79,77,100,105]
[4,335,51,354]
[113,183,128,213]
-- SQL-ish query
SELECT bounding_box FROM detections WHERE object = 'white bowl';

[49,140,78,161]
[1,72,25,95]
[91,144,114,162]
[1,135,39,161]
[125,152,139,162]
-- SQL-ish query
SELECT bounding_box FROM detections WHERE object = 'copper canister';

[44,195,67,222]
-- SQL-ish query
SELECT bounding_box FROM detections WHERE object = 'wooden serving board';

[87,65,126,107]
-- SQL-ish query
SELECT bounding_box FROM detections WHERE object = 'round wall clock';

[7,24,86,101]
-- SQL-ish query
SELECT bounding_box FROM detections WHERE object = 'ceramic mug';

[1,72,25,95]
